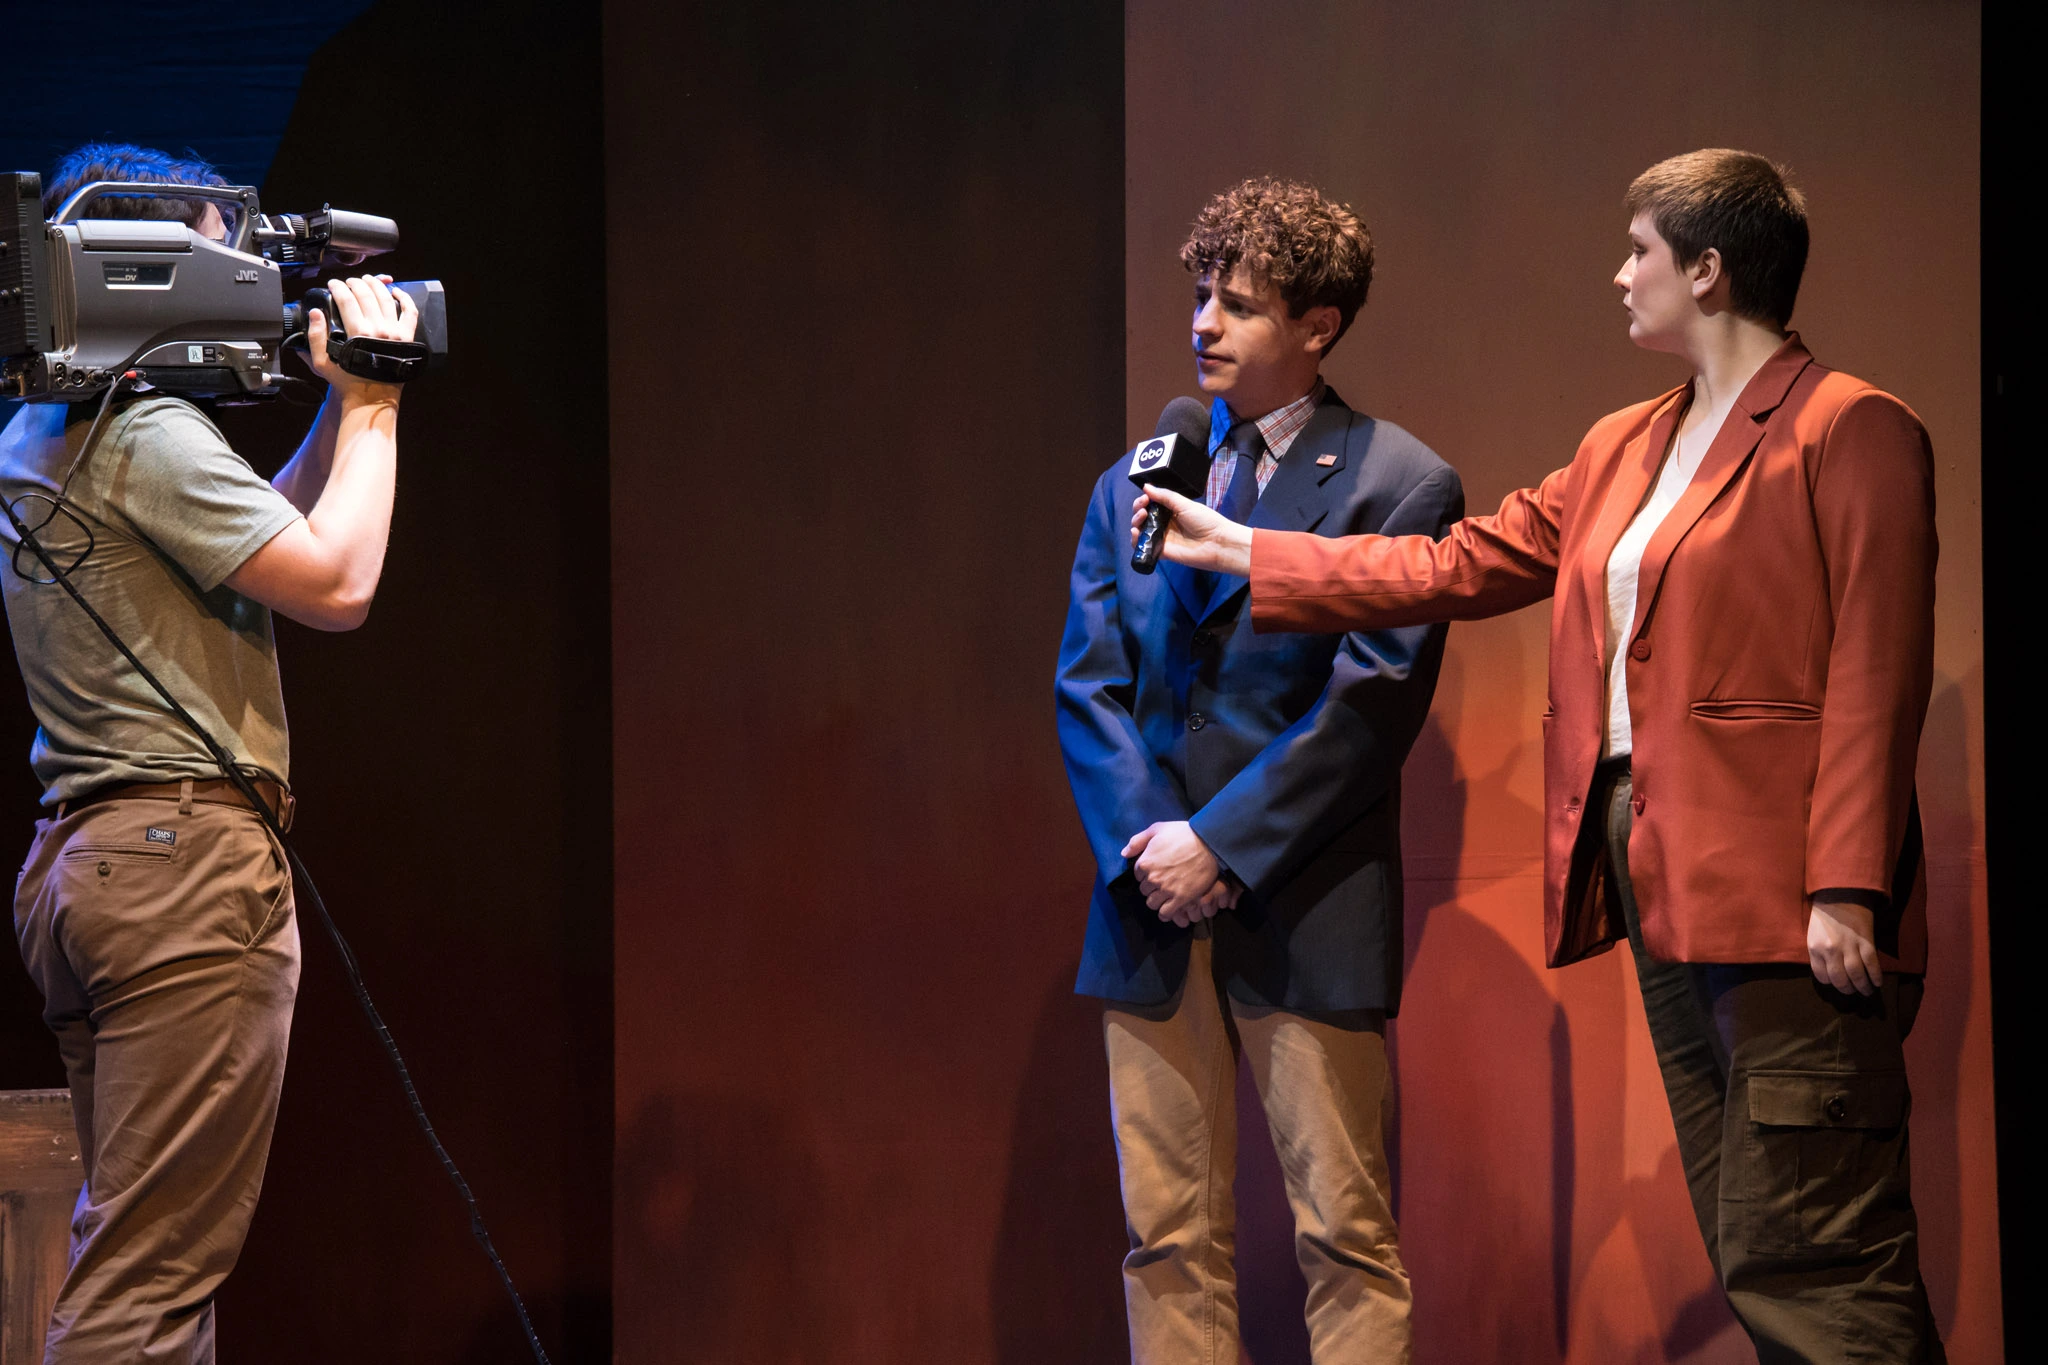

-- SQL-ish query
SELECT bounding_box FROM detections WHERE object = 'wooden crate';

[0,1091,78,1363]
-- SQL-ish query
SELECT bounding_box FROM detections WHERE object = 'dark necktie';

[1186,421,1265,608]
[1218,422,1265,524]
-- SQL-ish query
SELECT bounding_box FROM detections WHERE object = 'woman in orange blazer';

[1136,150,1943,1363]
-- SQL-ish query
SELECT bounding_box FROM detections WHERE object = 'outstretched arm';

[1250,467,1568,632]
[1133,463,1572,633]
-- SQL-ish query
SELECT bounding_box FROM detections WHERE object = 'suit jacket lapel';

[1253,397,1347,535]
[1197,394,1351,624]
[1629,339,1815,640]
[1579,392,1685,666]
[1161,555,1211,622]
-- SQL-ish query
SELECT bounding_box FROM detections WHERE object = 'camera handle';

[50,180,264,253]
[297,286,431,384]
[49,182,399,271]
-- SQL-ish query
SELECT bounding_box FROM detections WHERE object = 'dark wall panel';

[5,4,611,1361]
[606,1,1125,1359]
[219,7,612,1360]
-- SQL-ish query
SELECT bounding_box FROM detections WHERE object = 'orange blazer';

[1249,338,1936,971]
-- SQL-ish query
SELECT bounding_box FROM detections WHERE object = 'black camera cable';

[3,375,553,1365]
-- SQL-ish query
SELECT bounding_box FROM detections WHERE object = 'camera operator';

[0,143,416,1364]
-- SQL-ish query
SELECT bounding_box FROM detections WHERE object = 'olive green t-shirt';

[0,396,300,803]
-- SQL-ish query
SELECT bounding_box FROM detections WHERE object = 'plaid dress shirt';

[1203,381,1325,510]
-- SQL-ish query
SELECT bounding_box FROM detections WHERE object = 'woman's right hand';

[1130,485,1254,576]
[1807,896,1883,996]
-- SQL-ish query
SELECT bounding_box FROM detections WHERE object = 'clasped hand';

[1122,821,1239,928]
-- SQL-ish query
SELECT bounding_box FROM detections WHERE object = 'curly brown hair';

[1180,177,1375,350]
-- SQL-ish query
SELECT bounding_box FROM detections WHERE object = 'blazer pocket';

[1690,699,1822,721]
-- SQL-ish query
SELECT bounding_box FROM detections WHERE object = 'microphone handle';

[1132,502,1173,574]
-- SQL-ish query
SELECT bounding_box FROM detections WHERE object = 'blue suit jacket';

[1056,389,1462,1013]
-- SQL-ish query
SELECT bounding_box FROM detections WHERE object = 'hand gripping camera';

[1,171,446,402]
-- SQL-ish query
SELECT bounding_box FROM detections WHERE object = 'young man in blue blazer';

[1056,177,1462,1364]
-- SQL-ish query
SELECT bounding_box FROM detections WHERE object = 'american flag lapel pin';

[1316,453,1337,467]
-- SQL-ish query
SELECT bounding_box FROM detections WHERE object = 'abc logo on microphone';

[1135,438,1168,470]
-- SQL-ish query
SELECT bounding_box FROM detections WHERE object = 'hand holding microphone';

[1130,484,1255,577]
[1127,398,1212,573]
[1125,395,1257,575]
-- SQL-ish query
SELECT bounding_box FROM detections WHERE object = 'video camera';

[1,171,446,402]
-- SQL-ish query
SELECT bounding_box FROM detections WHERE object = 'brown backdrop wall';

[606,1,1128,1360]
[1126,2,1993,1362]
[611,4,1993,1362]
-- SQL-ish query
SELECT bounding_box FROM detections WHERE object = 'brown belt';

[58,777,295,832]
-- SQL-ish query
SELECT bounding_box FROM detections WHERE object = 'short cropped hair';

[1625,149,1809,328]
[41,143,228,224]
[1180,177,1375,351]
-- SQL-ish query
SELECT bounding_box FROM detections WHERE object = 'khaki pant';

[1601,765,1945,1364]
[13,793,299,1365]
[1104,935,1409,1365]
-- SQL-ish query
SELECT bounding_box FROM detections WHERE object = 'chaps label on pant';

[145,827,176,846]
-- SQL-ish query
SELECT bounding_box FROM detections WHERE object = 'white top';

[1602,405,1722,758]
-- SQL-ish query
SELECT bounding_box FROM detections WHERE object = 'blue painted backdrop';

[4,3,376,190]
[3,4,372,421]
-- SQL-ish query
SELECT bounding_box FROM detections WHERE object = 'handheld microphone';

[1128,396,1212,574]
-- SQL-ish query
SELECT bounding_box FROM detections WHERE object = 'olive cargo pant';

[1104,934,1409,1365]
[13,793,298,1365]
[1601,764,1945,1364]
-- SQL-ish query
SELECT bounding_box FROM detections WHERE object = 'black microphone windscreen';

[1156,395,1210,446]
[1127,396,1214,498]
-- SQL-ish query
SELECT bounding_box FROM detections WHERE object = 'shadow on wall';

[990,976,1128,1364]
[1393,699,1723,1364]
[1395,713,1573,1363]
[614,1092,835,1363]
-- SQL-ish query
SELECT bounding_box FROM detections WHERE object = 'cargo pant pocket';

[1738,1069,1909,1256]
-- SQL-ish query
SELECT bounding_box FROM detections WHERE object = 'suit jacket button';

[1629,639,1652,661]
[1188,712,1207,731]
[1824,1095,1848,1123]
[1192,631,1213,648]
